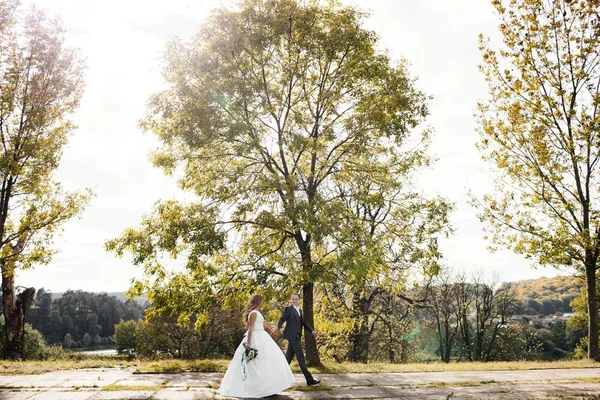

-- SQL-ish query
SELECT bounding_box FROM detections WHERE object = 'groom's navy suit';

[277,305,316,383]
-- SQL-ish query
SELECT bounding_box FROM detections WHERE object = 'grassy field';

[135,358,600,374]
[0,356,598,375]
[0,356,133,375]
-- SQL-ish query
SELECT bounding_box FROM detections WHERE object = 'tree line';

[512,275,581,316]
[106,273,582,363]
[24,289,145,348]
[0,274,583,362]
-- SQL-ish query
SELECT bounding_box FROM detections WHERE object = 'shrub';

[114,320,139,357]
[0,316,65,360]
[62,333,72,349]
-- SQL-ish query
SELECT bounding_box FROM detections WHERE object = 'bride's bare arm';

[263,319,275,333]
[246,312,257,347]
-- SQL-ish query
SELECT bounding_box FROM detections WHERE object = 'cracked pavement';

[0,367,600,399]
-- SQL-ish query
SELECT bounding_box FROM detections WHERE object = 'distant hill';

[510,275,582,315]
[44,275,582,316]
[107,292,148,305]
[51,291,148,306]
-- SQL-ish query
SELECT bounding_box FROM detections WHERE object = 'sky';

[16,0,567,293]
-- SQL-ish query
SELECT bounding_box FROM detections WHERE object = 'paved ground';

[0,367,600,399]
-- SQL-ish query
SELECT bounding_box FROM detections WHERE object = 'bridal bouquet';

[244,346,258,361]
[241,344,258,380]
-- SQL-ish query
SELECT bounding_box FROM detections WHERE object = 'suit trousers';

[285,339,314,382]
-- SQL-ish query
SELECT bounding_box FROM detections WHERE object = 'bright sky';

[17,0,566,293]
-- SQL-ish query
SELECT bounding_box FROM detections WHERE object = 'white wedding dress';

[218,309,295,398]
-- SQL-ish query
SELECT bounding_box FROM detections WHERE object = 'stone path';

[0,367,600,399]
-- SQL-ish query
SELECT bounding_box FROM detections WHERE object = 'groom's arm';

[302,317,314,335]
[277,307,290,330]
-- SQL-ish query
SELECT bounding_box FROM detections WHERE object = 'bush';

[114,320,139,357]
[134,310,245,360]
[0,316,65,360]
[82,333,91,347]
[62,333,72,348]
[27,325,66,360]
[574,337,588,359]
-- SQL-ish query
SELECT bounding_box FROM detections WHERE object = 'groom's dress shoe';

[307,380,321,386]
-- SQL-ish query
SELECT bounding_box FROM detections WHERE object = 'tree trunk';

[399,339,409,364]
[2,272,35,360]
[303,280,321,366]
[297,235,321,366]
[443,324,452,363]
[585,250,599,360]
[387,323,395,362]
[349,292,369,362]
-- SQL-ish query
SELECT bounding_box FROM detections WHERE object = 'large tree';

[477,0,600,359]
[110,0,434,365]
[0,2,89,359]
[322,174,451,362]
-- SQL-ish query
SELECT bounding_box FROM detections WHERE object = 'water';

[73,348,118,356]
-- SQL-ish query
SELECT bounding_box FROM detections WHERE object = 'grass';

[427,380,497,388]
[135,359,230,373]
[137,358,600,374]
[135,358,600,374]
[0,355,134,375]
[310,359,600,374]
[289,384,331,391]
[576,377,600,383]
[0,356,598,376]
[102,383,164,391]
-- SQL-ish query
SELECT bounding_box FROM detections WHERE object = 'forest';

[11,275,586,364]
[22,289,145,349]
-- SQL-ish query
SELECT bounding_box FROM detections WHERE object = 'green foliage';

[424,272,522,362]
[114,320,139,357]
[485,320,544,361]
[477,0,600,271]
[0,0,90,360]
[574,336,592,360]
[135,311,245,359]
[82,333,91,348]
[536,322,572,360]
[104,201,228,326]
[567,285,595,353]
[107,0,451,365]
[476,0,600,359]
[0,1,90,272]
[62,333,72,349]
[0,316,64,360]
[26,289,145,345]
[512,275,581,315]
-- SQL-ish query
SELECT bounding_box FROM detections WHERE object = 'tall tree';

[111,0,432,365]
[325,174,451,362]
[426,271,459,363]
[0,2,89,359]
[477,0,600,359]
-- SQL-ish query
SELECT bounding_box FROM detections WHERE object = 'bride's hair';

[243,294,263,324]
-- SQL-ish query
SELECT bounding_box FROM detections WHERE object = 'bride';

[218,294,295,398]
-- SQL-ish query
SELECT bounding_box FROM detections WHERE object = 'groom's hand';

[273,328,280,335]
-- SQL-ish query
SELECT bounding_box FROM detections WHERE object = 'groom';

[274,293,321,386]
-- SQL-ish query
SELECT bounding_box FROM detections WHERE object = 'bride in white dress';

[218,294,295,398]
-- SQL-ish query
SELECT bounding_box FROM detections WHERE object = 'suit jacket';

[277,305,314,341]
